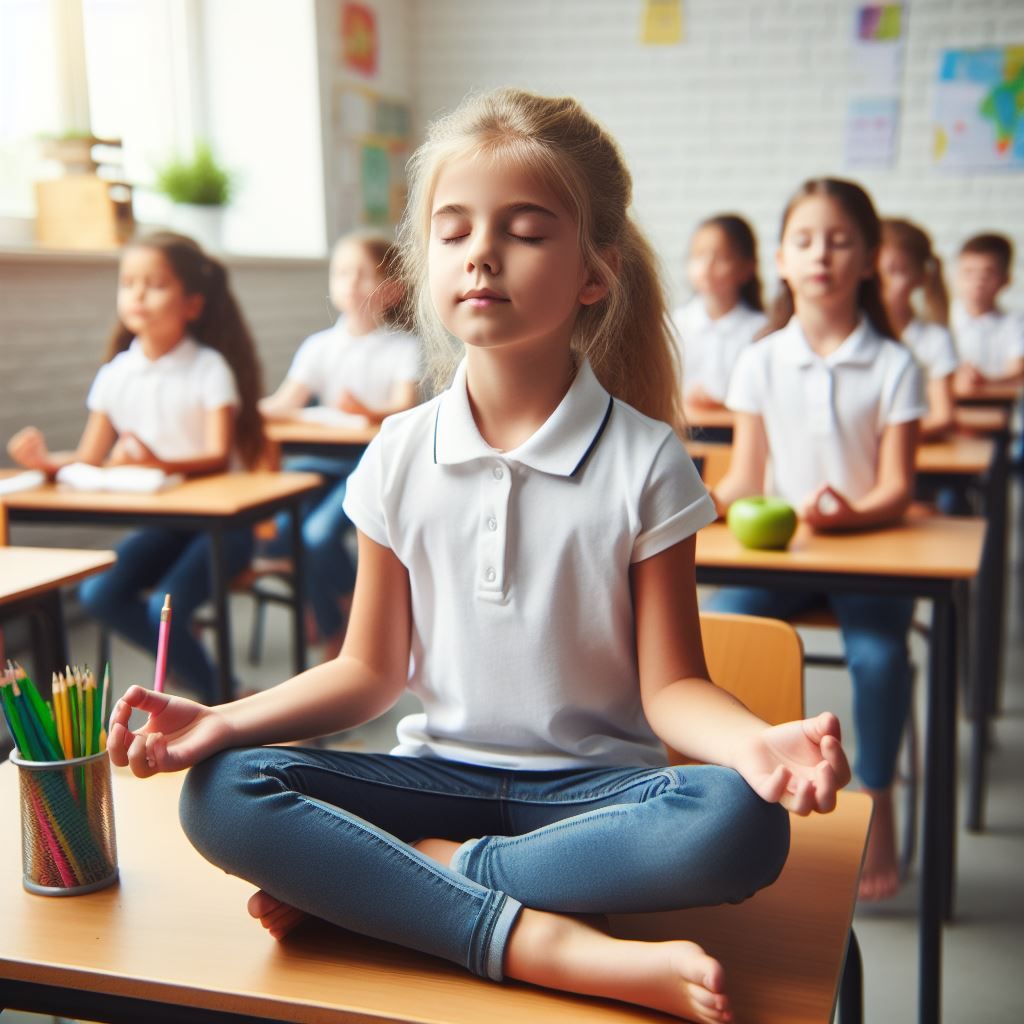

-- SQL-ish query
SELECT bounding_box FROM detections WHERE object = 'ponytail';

[881,217,949,327]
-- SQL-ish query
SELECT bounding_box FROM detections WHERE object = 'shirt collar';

[777,316,881,368]
[687,298,751,334]
[433,357,614,477]
[126,336,200,368]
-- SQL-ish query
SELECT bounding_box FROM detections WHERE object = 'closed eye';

[509,233,544,245]
[439,234,469,245]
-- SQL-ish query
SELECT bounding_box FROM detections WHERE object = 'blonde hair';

[396,88,682,428]
[881,217,949,327]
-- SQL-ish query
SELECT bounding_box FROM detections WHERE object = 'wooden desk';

[696,517,984,1024]
[683,404,734,443]
[1,473,322,703]
[264,419,379,470]
[953,380,1022,406]
[0,761,870,1024]
[0,547,116,724]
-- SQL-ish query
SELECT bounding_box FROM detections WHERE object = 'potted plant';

[153,142,234,250]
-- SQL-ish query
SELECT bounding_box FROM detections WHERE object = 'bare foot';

[247,889,309,940]
[859,788,900,902]
[507,909,731,1023]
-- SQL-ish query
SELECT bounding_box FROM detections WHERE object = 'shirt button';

[487,517,497,531]
[492,466,504,480]
[484,567,496,582]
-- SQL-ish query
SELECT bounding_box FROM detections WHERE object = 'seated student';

[260,230,421,660]
[879,217,958,438]
[6,232,265,703]
[672,214,767,411]
[708,179,926,903]
[951,233,1024,391]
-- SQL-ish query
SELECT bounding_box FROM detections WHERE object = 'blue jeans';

[79,526,254,703]
[705,588,913,789]
[265,455,359,639]
[179,748,789,981]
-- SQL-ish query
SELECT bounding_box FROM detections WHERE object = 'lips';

[460,288,508,304]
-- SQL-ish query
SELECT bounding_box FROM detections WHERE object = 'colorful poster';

[850,3,904,91]
[642,0,683,46]
[342,2,378,78]
[360,143,390,224]
[845,96,901,168]
[933,47,1024,170]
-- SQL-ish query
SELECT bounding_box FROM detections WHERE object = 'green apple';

[726,496,798,550]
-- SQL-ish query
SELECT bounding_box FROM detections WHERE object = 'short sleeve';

[884,351,928,425]
[724,343,764,415]
[632,433,717,563]
[1007,313,1024,360]
[198,350,239,409]
[924,325,959,379]
[342,435,390,547]
[85,363,113,413]
[286,333,326,392]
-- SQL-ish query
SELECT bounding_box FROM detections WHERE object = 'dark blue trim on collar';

[570,396,613,477]
[432,403,441,464]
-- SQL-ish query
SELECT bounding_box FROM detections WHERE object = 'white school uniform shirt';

[86,337,239,460]
[286,318,421,410]
[671,298,767,402]
[950,303,1024,378]
[902,318,959,380]
[343,357,717,771]
[725,317,927,510]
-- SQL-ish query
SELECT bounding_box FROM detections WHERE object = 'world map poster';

[933,46,1024,170]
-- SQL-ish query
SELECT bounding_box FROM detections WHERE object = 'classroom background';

[1,1,1022,1022]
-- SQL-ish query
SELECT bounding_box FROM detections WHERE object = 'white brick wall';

[410,0,1024,309]
[0,251,329,549]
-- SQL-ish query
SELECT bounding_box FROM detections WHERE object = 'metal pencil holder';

[11,749,119,896]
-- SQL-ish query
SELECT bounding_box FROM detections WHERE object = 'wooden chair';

[613,611,871,1024]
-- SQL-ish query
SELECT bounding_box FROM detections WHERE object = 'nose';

[465,227,500,276]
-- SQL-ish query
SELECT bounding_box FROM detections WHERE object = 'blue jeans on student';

[264,455,359,639]
[705,588,914,789]
[79,526,254,703]
[179,748,789,981]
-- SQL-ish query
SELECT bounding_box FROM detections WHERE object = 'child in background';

[879,217,958,438]
[7,232,265,704]
[109,89,849,1023]
[951,233,1024,390]
[259,231,420,660]
[672,214,767,410]
[709,179,926,902]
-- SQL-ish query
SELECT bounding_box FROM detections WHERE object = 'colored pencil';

[154,593,172,693]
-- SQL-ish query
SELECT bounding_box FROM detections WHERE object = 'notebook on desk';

[296,407,370,427]
[55,463,184,494]
[0,470,46,496]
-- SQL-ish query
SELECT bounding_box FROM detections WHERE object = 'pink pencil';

[153,593,172,693]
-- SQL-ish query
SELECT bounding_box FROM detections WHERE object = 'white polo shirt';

[287,318,421,411]
[86,338,239,461]
[951,303,1024,378]
[671,298,767,402]
[343,357,716,770]
[902,319,959,380]
[726,317,926,509]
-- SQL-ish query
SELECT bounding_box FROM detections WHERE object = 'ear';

[579,248,618,307]
[184,292,205,323]
[774,246,788,283]
[863,246,879,281]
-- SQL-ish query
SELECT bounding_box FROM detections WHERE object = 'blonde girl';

[709,179,926,902]
[108,92,848,1023]
[879,217,958,438]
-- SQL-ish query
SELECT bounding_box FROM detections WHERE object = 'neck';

[703,293,739,320]
[887,300,913,338]
[464,344,576,452]
[961,299,996,319]
[344,311,379,337]
[793,301,860,355]
[136,330,187,361]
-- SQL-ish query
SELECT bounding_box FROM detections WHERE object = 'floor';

[3,483,1023,1023]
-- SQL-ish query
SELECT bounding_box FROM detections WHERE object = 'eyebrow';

[431,202,559,220]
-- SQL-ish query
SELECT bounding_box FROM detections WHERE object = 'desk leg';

[209,528,234,704]
[289,502,308,676]
[920,592,956,1024]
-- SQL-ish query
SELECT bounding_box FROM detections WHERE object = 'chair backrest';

[665,612,804,765]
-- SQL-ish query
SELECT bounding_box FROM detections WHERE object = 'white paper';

[0,470,46,496]
[55,463,184,494]
[296,407,370,428]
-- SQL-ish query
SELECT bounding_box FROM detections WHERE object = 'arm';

[920,375,955,440]
[802,418,919,531]
[7,412,117,477]
[259,377,314,420]
[337,380,420,423]
[108,406,234,476]
[708,411,768,515]
[109,531,412,776]
[980,354,1024,387]
[632,536,850,814]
